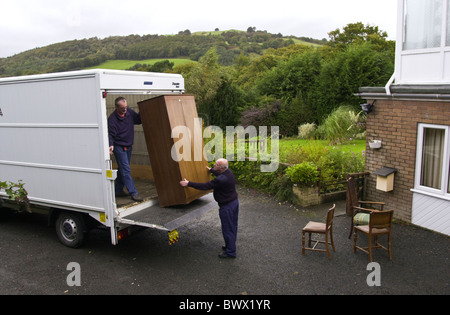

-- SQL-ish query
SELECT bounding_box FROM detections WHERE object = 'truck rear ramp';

[117,193,216,232]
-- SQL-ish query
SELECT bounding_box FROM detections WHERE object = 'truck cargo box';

[0,69,216,247]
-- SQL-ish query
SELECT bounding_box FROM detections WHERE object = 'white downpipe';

[385,73,396,96]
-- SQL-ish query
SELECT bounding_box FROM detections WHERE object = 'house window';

[403,0,443,50]
[416,124,450,197]
[420,128,445,189]
[447,0,450,46]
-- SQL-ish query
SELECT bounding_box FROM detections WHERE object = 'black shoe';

[218,253,236,259]
[116,191,128,197]
[131,194,143,202]
[222,246,226,251]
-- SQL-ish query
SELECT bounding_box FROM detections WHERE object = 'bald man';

[180,159,239,259]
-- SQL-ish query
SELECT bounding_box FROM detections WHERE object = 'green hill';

[0,29,324,77]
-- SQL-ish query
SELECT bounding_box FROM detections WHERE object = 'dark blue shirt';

[188,168,238,206]
[108,108,141,147]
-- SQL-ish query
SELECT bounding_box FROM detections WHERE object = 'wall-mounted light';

[360,100,376,114]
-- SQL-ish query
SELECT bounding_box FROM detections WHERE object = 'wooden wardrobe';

[138,95,211,207]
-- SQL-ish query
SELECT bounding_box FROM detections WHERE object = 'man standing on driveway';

[108,97,143,202]
[180,158,239,259]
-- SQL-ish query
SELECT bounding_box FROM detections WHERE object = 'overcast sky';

[0,0,398,58]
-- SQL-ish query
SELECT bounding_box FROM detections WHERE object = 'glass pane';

[447,0,450,46]
[448,161,450,193]
[404,0,443,50]
[420,128,445,189]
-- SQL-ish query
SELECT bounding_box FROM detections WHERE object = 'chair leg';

[368,235,373,262]
[388,232,392,260]
[325,232,331,259]
[302,231,305,255]
[330,227,335,252]
[348,217,354,239]
[353,229,357,253]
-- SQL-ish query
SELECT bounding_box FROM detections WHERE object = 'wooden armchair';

[354,210,393,262]
[347,175,385,239]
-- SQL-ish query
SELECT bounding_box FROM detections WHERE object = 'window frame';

[396,0,450,84]
[414,123,450,200]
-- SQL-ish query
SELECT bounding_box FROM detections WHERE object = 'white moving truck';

[0,69,215,247]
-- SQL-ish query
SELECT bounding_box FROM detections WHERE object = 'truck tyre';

[0,207,15,221]
[55,211,87,248]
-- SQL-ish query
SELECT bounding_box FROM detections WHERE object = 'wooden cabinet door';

[138,95,211,207]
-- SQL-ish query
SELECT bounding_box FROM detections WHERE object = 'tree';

[182,47,223,107]
[314,41,394,121]
[257,50,322,104]
[234,54,279,91]
[327,22,390,50]
[200,77,245,129]
[179,29,191,36]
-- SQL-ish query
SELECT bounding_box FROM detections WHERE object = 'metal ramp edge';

[117,193,217,231]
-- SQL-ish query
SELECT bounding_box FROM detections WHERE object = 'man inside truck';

[108,97,143,202]
[179,158,239,259]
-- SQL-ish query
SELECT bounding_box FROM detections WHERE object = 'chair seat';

[355,225,390,235]
[303,221,326,233]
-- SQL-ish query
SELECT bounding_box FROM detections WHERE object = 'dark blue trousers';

[219,198,239,257]
[113,145,138,196]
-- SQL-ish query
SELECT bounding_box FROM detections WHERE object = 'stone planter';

[292,185,321,207]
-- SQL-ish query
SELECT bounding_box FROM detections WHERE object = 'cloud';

[0,0,397,58]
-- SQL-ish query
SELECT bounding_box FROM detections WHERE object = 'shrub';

[239,99,282,128]
[316,105,365,144]
[283,141,329,165]
[317,149,366,183]
[229,160,293,201]
[298,123,316,139]
[285,162,320,187]
[0,180,30,212]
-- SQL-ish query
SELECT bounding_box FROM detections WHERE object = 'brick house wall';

[364,98,450,222]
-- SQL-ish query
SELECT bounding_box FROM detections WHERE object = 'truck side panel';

[0,75,111,218]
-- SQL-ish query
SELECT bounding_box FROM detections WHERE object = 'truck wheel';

[0,207,15,221]
[55,211,87,248]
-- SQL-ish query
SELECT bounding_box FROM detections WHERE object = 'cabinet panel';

[138,95,211,207]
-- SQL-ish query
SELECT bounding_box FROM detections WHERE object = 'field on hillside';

[86,58,195,70]
[192,30,323,47]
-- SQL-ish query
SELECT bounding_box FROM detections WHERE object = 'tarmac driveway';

[0,185,449,296]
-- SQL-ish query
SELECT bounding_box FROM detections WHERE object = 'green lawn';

[279,139,366,164]
[85,58,195,70]
[280,138,366,153]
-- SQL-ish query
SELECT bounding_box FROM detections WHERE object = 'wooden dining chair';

[347,176,385,239]
[302,204,336,259]
[353,210,393,262]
